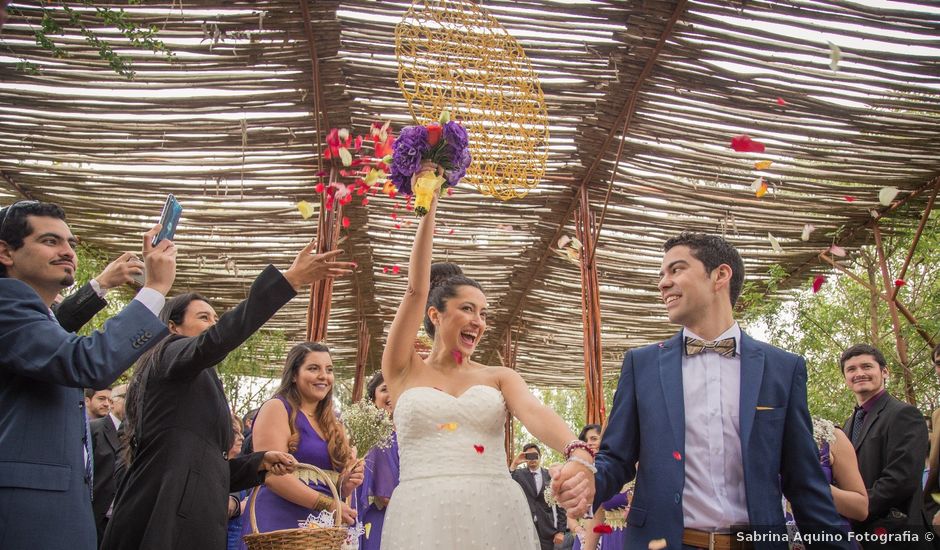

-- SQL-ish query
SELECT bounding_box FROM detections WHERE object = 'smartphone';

[524,452,539,460]
[152,193,182,246]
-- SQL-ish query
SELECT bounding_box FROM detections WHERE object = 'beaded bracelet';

[564,439,596,459]
[567,455,597,474]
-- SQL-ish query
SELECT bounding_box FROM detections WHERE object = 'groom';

[555,232,849,549]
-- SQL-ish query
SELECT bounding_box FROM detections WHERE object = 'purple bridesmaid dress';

[357,432,400,550]
[239,397,334,549]
[573,491,629,550]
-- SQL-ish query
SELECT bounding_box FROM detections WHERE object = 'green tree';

[216,329,289,417]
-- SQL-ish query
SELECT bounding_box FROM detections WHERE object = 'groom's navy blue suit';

[594,330,850,550]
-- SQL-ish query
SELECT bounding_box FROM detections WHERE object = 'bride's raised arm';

[382,191,438,389]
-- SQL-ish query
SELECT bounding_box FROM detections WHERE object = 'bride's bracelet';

[564,439,596,460]
[567,455,597,474]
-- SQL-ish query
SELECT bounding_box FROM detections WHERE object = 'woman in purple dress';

[572,423,633,550]
[357,372,400,550]
[240,342,364,547]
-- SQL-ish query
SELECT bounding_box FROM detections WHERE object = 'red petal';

[776,97,786,106]
[673,451,682,461]
[391,213,398,220]
[873,528,887,536]
[812,275,826,294]
[592,525,613,534]
[392,265,400,274]
[341,216,350,228]
[361,198,370,206]
[382,266,388,274]
[730,134,766,153]
[315,183,325,193]
[354,135,363,150]
[473,445,484,454]
[394,223,401,230]
[447,187,454,196]
[894,279,906,287]
[844,196,856,202]
[448,228,455,235]
[452,350,463,364]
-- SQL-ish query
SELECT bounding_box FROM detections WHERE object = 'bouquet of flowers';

[342,398,394,457]
[389,111,471,216]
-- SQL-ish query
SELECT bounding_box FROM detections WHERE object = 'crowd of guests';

[2,198,940,550]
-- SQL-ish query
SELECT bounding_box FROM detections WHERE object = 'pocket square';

[755,406,775,411]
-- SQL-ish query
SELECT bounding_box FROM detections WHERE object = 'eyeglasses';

[0,200,41,238]
[110,394,126,401]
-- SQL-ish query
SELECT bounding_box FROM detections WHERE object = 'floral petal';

[673,451,682,461]
[730,134,766,153]
[828,41,842,71]
[879,186,900,206]
[338,147,353,167]
[776,97,786,106]
[768,233,783,253]
[342,216,350,229]
[754,160,773,170]
[473,444,484,454]
[812,275,826,294]
[392,265,401,274]
[296,200,316,220]
[452,350,463,364]
[801,224,816,242]
[843,195,856,203]
[829,244,847,257]
[438,422,458,431]
[894,279,906,287]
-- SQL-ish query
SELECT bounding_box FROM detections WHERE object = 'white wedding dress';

[381,385,539,549]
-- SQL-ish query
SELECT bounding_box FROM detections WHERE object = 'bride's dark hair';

[424,262,482,338]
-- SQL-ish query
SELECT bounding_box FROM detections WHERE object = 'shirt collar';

[683,322,742,356]
[860,389,887,413]
[109,413,122,430]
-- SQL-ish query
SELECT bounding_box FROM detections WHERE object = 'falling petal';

[338,147,353,167]
[894,279,906,287]
[828,41,842,71]
[382,266,388,274]
[593,525,613,534]
[870,209,880,219]
[557,235,571,249]
[768,233,783,253]
[673,451,682,461]
[342,216,350,229]
[447,187,454,196]
[452,350,463,364]
[448,228,455,235]
[801,224,816,241]
[365,523,372,539]
[776,97,786,106]
[812,275,826,294]
[829,244,847,257]
[296,200,316,220]
[756,181,769,198]
[843,196,856,202]
[392,265,400,274]
[730,134,766,153]
[879,186,900,206]
[473,444,484,454]
[338,128,350,141]
[315,183,325,194]
[754,160,773,170]
[361,197,369,206]
[438,422,458,431]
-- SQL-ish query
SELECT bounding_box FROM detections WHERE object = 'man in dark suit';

[555,232,849,550]
[512,443,567,550]
[841,343,929,549]
[0,200,176,550]
[90,383,127,544]
[924,343,940,535]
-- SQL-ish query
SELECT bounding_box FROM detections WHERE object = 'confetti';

[812,275,826,294]
[473,444,484,454]
[894,279,906,287]
[754,160,773,170]
[341,216,350,229]
[755,181,769,198]
[829,244,847,257]
[452,350,464,364]
[673,451,682,461]
[392,265,400,274]
[315,183,325,193]
[879,186,899,206]
[801,224,816,242]
[361,197,370,206]
[438,422,458,431]
[382,267,389,274]
[843,196,856,203]
[730,134,766,153]
[448,228,455,235]
[296,200,316,220]
[768,233,783,253]
[776,97,786,106]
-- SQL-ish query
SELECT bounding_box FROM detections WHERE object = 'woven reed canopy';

[1,0,938,386]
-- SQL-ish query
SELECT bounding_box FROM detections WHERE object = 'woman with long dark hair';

[101,244,354,550]
[240,342,364,545]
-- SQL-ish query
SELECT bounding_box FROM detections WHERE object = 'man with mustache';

[0,200,176,550]
[841,344,929,549]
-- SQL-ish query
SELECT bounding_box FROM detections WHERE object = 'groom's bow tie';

[684,336,737,358]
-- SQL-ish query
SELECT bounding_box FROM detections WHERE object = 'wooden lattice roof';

[1,0,938,385]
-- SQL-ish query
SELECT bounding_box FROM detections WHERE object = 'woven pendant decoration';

[395,0,550,200]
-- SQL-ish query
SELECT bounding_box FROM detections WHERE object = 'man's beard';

[59,274,75,287]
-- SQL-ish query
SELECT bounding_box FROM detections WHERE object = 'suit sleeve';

[54,282,108,333]
[868,404,928,521]
[0,281,167,388]
[593,350,639,509]
[229,451,267,493]
[780,357,850,542]
[158,265,296,379]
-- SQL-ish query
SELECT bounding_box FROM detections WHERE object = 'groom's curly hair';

[663,232,745,307]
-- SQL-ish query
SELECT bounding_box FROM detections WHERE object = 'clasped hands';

[551,454,596,519]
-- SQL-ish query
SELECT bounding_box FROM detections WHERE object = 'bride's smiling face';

[430,285,488,357]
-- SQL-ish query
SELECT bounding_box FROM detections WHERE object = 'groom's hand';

[552,462,595,518]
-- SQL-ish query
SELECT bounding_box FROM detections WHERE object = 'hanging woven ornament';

[395,0,550,200]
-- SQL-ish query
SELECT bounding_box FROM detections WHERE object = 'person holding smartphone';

[511,443,568,550]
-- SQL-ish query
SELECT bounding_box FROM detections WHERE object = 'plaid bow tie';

[684,336,737,358]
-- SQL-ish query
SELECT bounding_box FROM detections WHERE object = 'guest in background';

[241,407,260,455]
[240,342,364,548]
[101,242,350,550]
[511,443,567,550]
[85,387,112,419]
[358,371,399,550]
[572,424,628,550]
[227,414,248,550]
[90,383,128,544]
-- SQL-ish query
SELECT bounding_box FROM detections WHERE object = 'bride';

[380,182,595,549]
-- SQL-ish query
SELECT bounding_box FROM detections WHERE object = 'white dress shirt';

[681,322,749,531]
[529,467,543,494]
[109,412,122,431]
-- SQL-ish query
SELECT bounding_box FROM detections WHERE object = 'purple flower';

[445,148,472,186]
[391,125,430,193]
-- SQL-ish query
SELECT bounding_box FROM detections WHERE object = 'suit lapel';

[104,418,120,453]
[659,331,686,457]
[520,468,537,497]
[738,332,765,452]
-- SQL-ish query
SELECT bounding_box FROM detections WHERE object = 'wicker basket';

[242,462,348,550]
